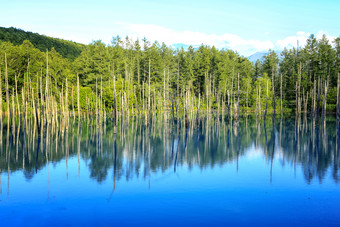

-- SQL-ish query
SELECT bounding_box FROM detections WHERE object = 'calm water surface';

[0,116,339,226]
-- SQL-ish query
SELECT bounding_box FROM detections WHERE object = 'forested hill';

[0,27,339,116]
[0,26,85,60]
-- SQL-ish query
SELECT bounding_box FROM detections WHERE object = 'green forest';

[0,27,85,60]
[0,27,339,125]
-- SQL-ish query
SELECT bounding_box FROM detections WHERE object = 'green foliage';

[0,27,85,60]
[0,27,339,115]
[72,87,93,111]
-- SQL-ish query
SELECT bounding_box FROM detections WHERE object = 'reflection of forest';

[0,115,339,184]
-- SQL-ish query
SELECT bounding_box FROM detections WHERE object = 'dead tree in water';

[337,73,340,128]
[321,75,329,122]
[312,79,316,117]
[295,81,298,118]
[280,73,283,118]
[5,54,10,119]
[264,80,269,120]
[171,93,175,127]
[34,98,41,134]
[272,66,276,117]
[196,94,200,128]
[185,90,189,128]
[227,90,230,123]
[112,72,117,133]
[0,66,2,126]
[148,59,151,123]
[236,72,240,120]
[77,74,80,119]
[316,78,321,126]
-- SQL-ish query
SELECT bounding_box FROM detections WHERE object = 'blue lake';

[0,116,339,226]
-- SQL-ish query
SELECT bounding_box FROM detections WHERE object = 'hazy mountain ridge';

[248,51,282,63]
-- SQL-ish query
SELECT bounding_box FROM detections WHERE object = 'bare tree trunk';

[264,80,269,120]
[227,90,230,123]
[163,69,166,119]
[113,71,117,132]
[295,81,298,117]
[246,83,248,115]
[322,75,329,122]
[337,73,340,127]
[280,73,283,118]
[259,85,262,118]
[15,74,20,116]
[171,93,175,127]
[148,59,151,123]
[5,54,10,119]
[77,74,80,118]
[313,79,316,117]
[316,77,321,126]
[0,67,2,125]
[72,85,75,120]
[237,72,240,120]
[196,94,200,128]
[272,66,275,116]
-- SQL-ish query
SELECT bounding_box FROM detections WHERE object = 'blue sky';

[1,0,339,56]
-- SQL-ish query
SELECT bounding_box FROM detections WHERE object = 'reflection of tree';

[88,153,111,183]
[23,169,35,181]
[0,116,339,184]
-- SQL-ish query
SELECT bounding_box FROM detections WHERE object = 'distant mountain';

[247,52,268,63]
[172,43,199,50]
[248,51,282,63]
[0,26,86,60]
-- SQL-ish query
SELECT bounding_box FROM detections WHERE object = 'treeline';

[0,31,339,125]
[0,27,85,60]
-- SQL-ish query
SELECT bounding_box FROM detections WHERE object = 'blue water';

[0,116,339,226]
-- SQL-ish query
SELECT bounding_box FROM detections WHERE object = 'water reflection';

[0,115,339,187]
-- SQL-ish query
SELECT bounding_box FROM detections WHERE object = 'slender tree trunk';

[0,67,2,125]
[163,68,166,118]
[12,88,15,126]
[148,59,151,123]
[185,90,189,128]
[196,93,200,128]
[113,71,117,132]
[259,85,262,118]
[72,85,75,119]
[15,74,20,116]
[100,76,103,120]
[316,77,321,126]
[21,88,25,128]
[237,72,240,120]
[337,72,340,127]
[246,83,248,114]
[264,80,269,120]
[322,75,329,122]
[171,93,175,127]
[272,66,275,116]
[5,54,10,118]
[77,74,81,119]
[280,73,283,118]
[295,81,298,117]
[313,79,316,117]
[227,90,230,122]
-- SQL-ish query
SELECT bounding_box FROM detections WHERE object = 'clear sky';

[1,0,339,56]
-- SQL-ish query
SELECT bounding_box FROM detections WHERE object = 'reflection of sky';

[1,148,339,226]
[0,117,339,225]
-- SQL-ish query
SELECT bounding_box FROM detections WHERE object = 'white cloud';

[315,31,337,44]
[275,31,311,50]
[123,23,274,56]
[119,23,338,56]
